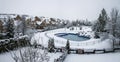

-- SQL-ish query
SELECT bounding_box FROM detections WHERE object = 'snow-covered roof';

[36,21,42,25]
[14,20,22,26]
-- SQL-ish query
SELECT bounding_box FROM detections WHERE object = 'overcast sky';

[0,0,120,21]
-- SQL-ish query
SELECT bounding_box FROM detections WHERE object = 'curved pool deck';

[31,26,113,50]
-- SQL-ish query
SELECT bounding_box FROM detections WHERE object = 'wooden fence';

[54,49,68,62]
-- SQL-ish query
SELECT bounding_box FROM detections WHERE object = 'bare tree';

[11,47,50,62]
[111,8,119,37]
[106,8,119,37]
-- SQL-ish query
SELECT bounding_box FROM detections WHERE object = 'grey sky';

[0,0,120,21]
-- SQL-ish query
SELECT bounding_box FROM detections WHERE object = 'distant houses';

[26,16,59,30]
[0,14,63,35]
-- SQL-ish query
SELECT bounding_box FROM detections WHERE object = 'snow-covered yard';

[0,26,118,62]
[0,47,62,62]
[31,26,113,50]
[1,52,120,62]
[64,52,120,62]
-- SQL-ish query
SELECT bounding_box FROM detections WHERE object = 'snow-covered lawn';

[0,48,62,62]
[31,26,113,50]
[0,52,14,62]
[64,52,120,62]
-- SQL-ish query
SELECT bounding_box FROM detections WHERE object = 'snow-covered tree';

[110,8,119,37]
[65,40,70,54]
[21,15,27,35]
[6,17,14,38]
[48,38,55,52]
[93,8,108,32]
[105,8,120,38]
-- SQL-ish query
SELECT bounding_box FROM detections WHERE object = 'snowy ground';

[0,48,62,62]
[0,26,119,62]
[0,49,120,62]
[64,52,120,62]
[31,26,113,50]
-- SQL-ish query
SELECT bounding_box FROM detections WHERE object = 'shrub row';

[0,37,30,53]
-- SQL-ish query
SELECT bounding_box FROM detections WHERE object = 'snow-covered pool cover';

[31,26,113,49]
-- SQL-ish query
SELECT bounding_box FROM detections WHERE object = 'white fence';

[45,31,102,47]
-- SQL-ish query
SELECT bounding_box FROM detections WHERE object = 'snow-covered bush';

[79,26,82,30]
[33,41,38,48]
[11,47,50,62]
[0,36,30,53]
[94,32,100,39]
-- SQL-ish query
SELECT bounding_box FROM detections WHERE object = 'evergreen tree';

[6,17,14,38]
[93,8,108,32]
[48,38,55,52]
[65,40,70,54]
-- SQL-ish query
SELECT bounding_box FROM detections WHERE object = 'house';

[0,20,3,33]
[33,16,49,29]
[14,15,22,21]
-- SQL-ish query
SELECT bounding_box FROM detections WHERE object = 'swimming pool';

[55,33,90,41]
